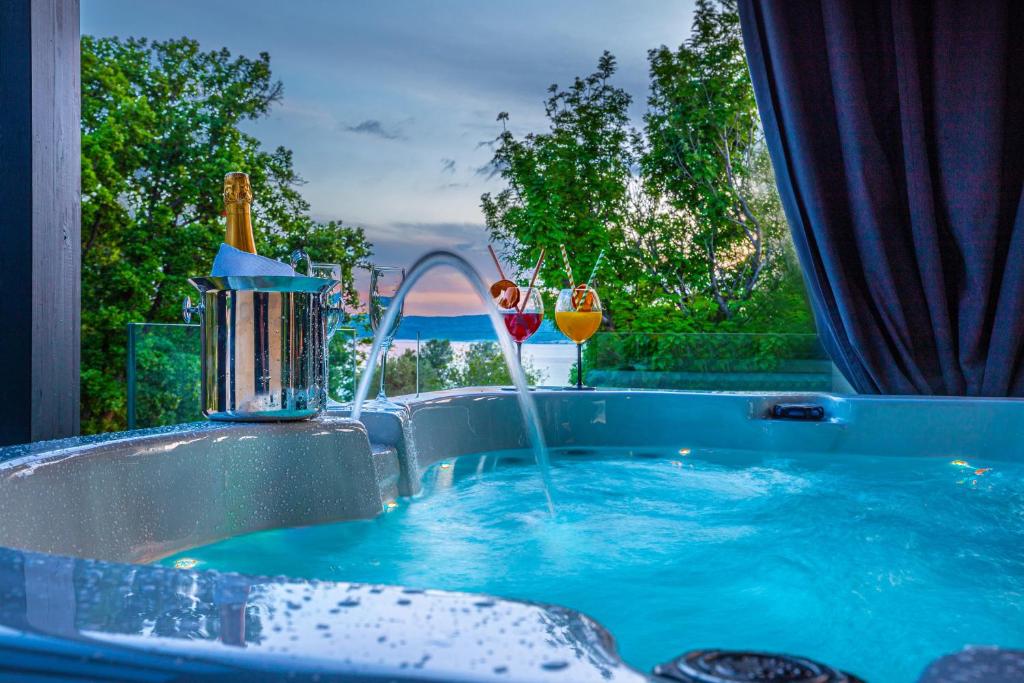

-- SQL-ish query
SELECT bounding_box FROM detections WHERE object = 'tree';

[420,339,458,388]
[480,52,636,328]
[366,340,545,397]
[452,342,545,387]
[643,0,787,320]
[81,36,372,433]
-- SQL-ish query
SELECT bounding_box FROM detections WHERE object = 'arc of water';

[351,250,555,514]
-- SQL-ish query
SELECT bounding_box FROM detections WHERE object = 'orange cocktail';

[554,310,601,344]
[555,285,603,390]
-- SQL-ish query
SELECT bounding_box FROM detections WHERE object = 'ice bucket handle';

[182,296,204,324]
[289,249,312,276]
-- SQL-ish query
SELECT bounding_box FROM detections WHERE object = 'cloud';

[344,119,405,140]
[440,158,456,174]
[348,221,497,315]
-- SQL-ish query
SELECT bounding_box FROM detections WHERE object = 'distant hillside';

[348,314,569,343]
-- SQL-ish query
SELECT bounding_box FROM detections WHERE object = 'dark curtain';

[738,0,1024,395]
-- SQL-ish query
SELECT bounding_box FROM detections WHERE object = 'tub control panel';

[770,403,826,421]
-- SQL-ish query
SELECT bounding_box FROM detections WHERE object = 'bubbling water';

[350,250,555,513]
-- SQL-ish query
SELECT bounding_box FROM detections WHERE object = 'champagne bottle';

[223,171,256,254]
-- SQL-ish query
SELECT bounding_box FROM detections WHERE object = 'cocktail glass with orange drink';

[555,285,602,390]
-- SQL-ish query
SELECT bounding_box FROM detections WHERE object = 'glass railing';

[126,324,850,428]
[126,323,358,428]
[376,331,849,395]
[126,323,201,429]
[582,331,841,392]
[325,327,360,402]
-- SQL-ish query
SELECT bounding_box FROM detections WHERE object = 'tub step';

[370,443,401,508]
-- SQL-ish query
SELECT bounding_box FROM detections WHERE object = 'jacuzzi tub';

[1,389,1022,681]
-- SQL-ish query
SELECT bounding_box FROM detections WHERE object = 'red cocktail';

[503,312,542,343]
[496,286,545,369]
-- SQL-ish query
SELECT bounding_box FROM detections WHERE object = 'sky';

[81,0,696,315]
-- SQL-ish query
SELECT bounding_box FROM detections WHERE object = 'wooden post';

[0,0,81,446]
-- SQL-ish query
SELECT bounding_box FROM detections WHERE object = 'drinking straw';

[586,249,606,286]
[487,244,506,280]
[518,248,546,313]
[559,244,575,290]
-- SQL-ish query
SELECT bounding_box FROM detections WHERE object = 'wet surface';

[0,546,649,681]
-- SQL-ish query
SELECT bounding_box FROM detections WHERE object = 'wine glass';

[311,262,343,405]
[499,287,544,367]
[368,265,405,406]
[555,285,602,390]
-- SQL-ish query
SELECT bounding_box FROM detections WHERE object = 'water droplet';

[541,660,568,671]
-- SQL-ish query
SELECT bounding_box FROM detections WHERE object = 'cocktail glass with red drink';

[499,286,544,366]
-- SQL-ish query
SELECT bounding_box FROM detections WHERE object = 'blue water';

[162,448,1024,682]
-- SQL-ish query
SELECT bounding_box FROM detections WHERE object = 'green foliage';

[130,325,201,428]
[585,331,825,375]
[369,340,544,396]
[454,342,544,387]
[81,36,372,433]
[419,338,459,389]
[481,0,813,334]
[326,330,360,402]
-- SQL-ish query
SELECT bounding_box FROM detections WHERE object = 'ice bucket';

[183,275,340,421]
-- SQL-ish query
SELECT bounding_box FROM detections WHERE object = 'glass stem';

[576,343,583,390]
[517,341,523,366]
[377,343,389,401]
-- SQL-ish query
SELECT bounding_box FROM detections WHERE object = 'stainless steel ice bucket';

[183,275,340,421]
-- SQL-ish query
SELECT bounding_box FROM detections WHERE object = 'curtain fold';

[738,0,1024,395]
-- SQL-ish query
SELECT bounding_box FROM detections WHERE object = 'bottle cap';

[223,172,252,205]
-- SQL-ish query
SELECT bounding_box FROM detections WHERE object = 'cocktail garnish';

[496,284,520,308]
[490,278,517,299]
[572,284,594,311]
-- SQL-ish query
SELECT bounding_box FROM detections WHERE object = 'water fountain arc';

[350,250,555,513]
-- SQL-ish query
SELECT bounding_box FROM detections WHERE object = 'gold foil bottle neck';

[223,171,256,254]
